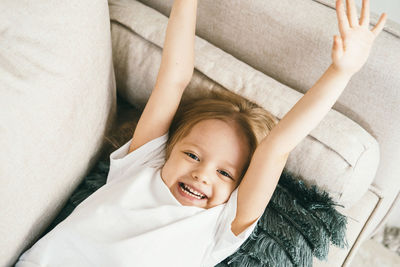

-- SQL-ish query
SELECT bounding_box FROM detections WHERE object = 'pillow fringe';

[270,185,330,259]
[278,169,349,250]
[216,168,348,266]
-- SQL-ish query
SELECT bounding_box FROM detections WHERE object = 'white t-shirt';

[16,133,261,267]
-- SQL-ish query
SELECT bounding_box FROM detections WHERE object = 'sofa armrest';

[0,1,116,266]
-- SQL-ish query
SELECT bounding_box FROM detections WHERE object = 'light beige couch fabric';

[0,0,116,266]
[139,0,400,240]
[1,0,396,266]
[109,0,399,266]
[109,0,379,208]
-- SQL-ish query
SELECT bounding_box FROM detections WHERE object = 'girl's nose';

[192,167,211,184]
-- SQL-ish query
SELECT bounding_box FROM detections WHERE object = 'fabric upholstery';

[109,0,380,208]
[1,0,397,266]
[0,0,116,266]
[138,0,400,240]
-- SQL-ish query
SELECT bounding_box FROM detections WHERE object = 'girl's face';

[161,119,250,209]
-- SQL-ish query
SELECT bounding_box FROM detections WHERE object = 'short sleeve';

[207,188,262,265]
[107,133,169,184]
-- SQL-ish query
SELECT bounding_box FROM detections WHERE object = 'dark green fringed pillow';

[216,170,348,267]
[42,160,348,267]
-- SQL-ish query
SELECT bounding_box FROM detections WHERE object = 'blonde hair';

[165,88,279,180]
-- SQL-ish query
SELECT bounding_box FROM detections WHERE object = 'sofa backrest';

[138,0,400,205]
[109,0,392,210]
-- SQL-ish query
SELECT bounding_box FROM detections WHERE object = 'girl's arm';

[128,0,197,153]
[232,0,387,236]
[263,0,387,156]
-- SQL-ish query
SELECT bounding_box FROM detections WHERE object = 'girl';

[16,0,386,266]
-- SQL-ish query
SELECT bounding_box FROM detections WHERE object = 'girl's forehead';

[183,119,237,143]
[178,119,250,165]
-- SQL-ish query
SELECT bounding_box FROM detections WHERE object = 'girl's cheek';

[171,158,188,175]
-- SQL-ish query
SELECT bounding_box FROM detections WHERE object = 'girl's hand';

[332,0,387,75]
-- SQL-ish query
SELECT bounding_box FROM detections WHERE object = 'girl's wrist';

[328,64,355,81]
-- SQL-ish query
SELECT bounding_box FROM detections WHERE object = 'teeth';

[181,183,206,199]
[184,184,205,198]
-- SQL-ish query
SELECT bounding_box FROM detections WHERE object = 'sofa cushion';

[138,0,400,240]
[0,0,116,266]
[109,0,380,209]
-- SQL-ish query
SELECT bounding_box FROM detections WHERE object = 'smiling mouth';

[178,182,208,200]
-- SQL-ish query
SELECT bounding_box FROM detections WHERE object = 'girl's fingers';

[346,0,358,27]
[371,13,387,37]
[337,0,350,36]
[359,0,370,26]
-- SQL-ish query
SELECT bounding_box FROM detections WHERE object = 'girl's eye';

[185,152,199,161]
[218,170,233,180]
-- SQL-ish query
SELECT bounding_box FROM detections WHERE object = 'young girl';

[16,0,386,266]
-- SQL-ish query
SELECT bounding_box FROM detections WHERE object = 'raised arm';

[263,0,386,155]
[128,0,197,153]
[232,0,387,236]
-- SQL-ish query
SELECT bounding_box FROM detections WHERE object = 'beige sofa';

[1,0,399,266]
